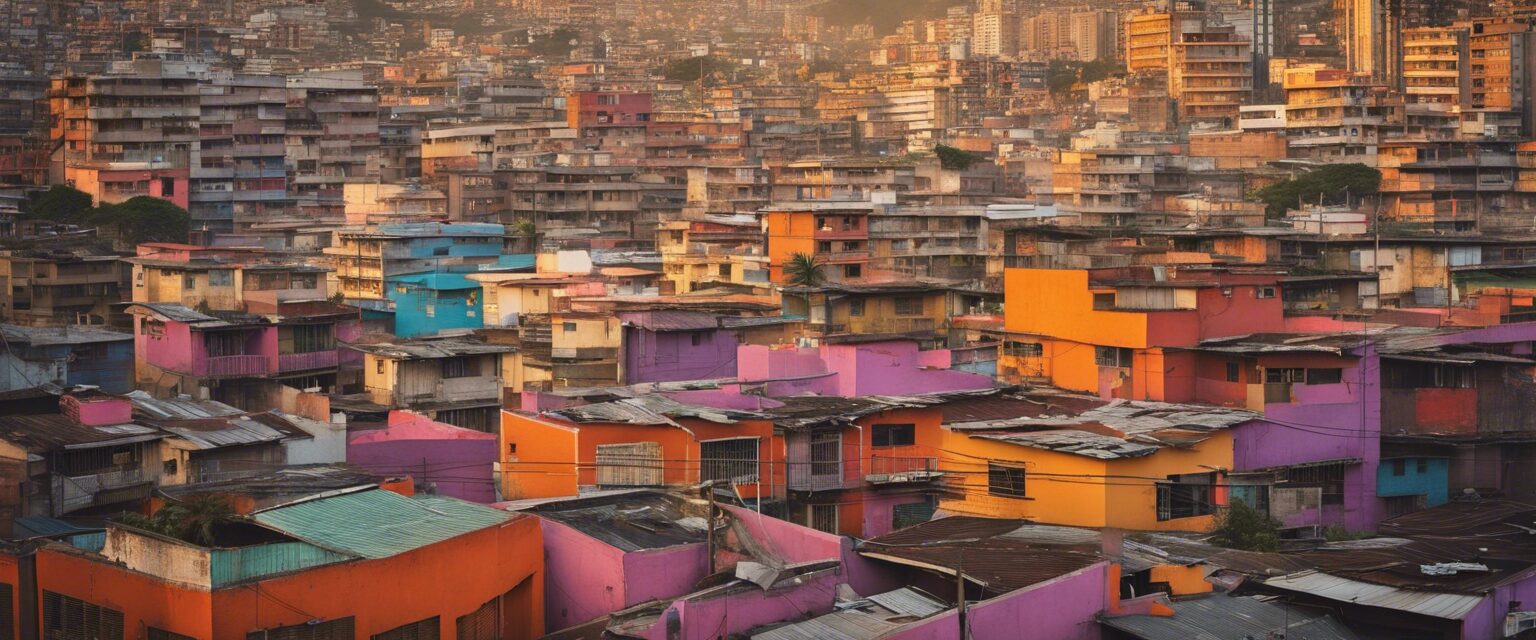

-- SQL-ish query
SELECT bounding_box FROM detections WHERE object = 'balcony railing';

[204,355,271,377]
[867,447,942,485]
[55,467,148,514]
[279,350,340,372]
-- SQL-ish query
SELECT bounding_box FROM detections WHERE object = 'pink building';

[347,411,498,502]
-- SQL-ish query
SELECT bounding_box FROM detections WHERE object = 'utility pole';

[705,481,717,575]
[955,545,968,640]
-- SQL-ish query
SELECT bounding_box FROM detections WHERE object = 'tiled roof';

[253,488,510,559]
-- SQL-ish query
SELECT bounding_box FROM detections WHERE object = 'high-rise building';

[1170,24,1254,124]
[1337,0,1386,78]
[972,8,1020,58]
[1126,8,1174,71]
[1466,18,1536,136]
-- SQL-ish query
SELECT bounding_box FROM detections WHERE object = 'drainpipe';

[853,424,864,488]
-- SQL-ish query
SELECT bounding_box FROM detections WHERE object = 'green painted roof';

[253,489,510,559]
[211,542,353,587]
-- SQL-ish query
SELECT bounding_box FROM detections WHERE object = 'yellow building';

[936,390,1252,532]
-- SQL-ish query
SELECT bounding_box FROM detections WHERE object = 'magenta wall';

[622,544,710,607]
[1462,574,1536,640]
[346,434,497,502]
[640,568,845,640]
[718,503,842,564]
[539,518,631,631]
[884,563,1109,640]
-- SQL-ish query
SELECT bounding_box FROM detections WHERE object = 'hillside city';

[0,0,1533,638]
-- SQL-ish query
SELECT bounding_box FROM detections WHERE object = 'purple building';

[620,311,740,384]
[346,410,497,502]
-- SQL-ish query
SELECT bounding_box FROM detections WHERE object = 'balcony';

[204,354,270,378]
[867,447,942,485]
[54,467,150,514]
[279,350,340,373]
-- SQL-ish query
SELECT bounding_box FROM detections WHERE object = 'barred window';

[44,591,123,640]
[372,617,440,640]
[988,463,1026,498]
[700,438,759,483]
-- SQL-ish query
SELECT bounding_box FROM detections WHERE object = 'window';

[1306,368,1343,385]
[1284,463,1347,505]
[872,424,915,447]
[1257,286,1277,299]
[372,617,440,640]
[376,359,386,374]
[183,273,196,289]
[988,463,1026,498]
[1265,368,1304,383]
[810,431,841,477]
[1005,341,1043,357]
[1383,362,1475,389]
[1095,346,1132,368]
[281,324,335,354]
[149,630,196,640]
[457,599,500,640]
[44,592,124,640]
[843,264,862,279]
[1225,362,1240,383]
[1156,473,1215,520]
[893,296,923,316]
[1417,458,1429,474]
[848,299,865,317]
[208,269,233,286]
[441,356,480,378]
[892,497,936,530]
[562,321,578,332]
[810,504,839,534]
[690,333,703,347]
[700,438,759,483]
[1093,292,1116,310]
[1392,459,1406,476]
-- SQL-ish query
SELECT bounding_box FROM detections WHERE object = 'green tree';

[510,218,537,236]
[662,56,738,85]
[118,494,236,546]
[529,29,581,57]
[1252,163,1382,218]
[783,252,826,288]
[27,185,94,222]
[1208,499,1282,552]
[935,144,983,171]
[90,196,191,246]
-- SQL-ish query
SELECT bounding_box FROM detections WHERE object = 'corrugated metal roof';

[0,414,163,452]
[13,516,99,539]
[209,541,353,587]
[866,588,947,618]
[620,311,720,332]
[522,491,708,552]
[0,324,132,346]
[1100,595,1360,640]
[1262,571,1484,619]
[127,391,243,420]
[253,489,510,559]
[345,337,515,359]
[751,588,947,640]
[969,429,1161,459]
[547,395,770,426]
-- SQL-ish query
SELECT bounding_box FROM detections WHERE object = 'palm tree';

[118,494,236,546]
[783,252,825,288]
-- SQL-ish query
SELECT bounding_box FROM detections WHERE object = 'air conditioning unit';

[1505,611,1536,637]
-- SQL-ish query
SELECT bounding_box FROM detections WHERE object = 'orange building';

[765,204,873,283]
[1001,267,1286,400]
[32,487,544,640]
[499,399,781,502]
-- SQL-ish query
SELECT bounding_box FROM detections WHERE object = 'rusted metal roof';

[619,311,720,332]
[858,516,1104,597]
[1262,571,1484,620]
[1100,595,1360,640]
[751,588,948,640]
[947,397,1258,459]
[0,414,163,452]
[546,395,771,426]
[345,337,515,359]
[517,490,708,552]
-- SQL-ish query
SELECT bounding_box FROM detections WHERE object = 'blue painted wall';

[386,272,483,338]
[1377,457,1449,507]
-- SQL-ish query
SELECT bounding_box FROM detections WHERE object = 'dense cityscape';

[0,0,1532,638]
